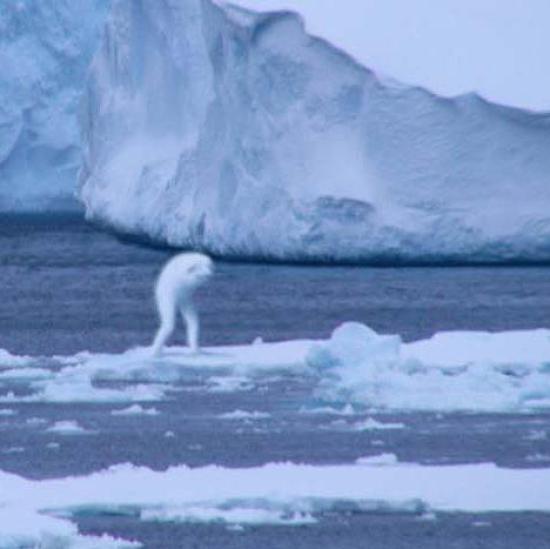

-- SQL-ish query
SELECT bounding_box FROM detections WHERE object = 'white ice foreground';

[1,460,550,547]
[1,322,550,412]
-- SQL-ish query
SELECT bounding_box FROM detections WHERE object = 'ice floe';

[0,506,138,549]
[350,418,405,431]
[0,322,550,412]
[356,453,399,466]
[1,460,550,547]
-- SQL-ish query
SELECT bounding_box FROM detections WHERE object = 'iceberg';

[80,0,550,263]
[0,0,110,212]
[229,0,550,112]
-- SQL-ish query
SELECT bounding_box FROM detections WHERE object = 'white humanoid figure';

[151,252,213,357]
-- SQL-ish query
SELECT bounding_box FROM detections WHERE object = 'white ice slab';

[1,460,550,547]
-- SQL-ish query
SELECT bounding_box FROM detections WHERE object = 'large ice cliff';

[78,0,550,262]
[0,0,110,211]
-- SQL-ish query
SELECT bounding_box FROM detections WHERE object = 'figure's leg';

[151,297,176,357]
[181,302,199,353]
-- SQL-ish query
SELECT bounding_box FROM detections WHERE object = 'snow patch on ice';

[141,505,314,526]
[81,0,550,263]
[218,410,271,420]
[1,459,550,547]
[111,404,160,416]
[1,322,550,412]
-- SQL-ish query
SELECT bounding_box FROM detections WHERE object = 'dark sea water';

[1,216,550,549]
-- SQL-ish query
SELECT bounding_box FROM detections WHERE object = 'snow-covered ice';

[349,418,405,431]
[45,420,94,436]
[0,408,16,417]
[111,404,160,416]
[1,322,550,412]
[355,453,399,466]
[308,322,550,411]
[80,0,550,263]
[218,409,271,420]
[0,505,137,549]
[1,460,550,547]
[299,404,356,416]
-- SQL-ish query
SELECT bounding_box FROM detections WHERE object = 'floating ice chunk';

[403,329,550,371]
[46,420,94,436]
[226,0,550,111]
[0,367,52,381]
[351,418,405,431]
[218,410,271,420]
[111,404,160,416]
[356,453,399,466]
[0,408,15,416]
[2,447,24,455]
[308,323,550,412]
[309,323,401,373]
[0,0,111,212]
[207,376,255,393]
[81,0,550,263]
[1,322,550,412]
[0,507,137,549]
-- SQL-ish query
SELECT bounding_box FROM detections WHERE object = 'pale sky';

[226,0,550,111]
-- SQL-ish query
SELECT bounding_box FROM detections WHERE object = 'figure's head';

[186,253,214,285]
